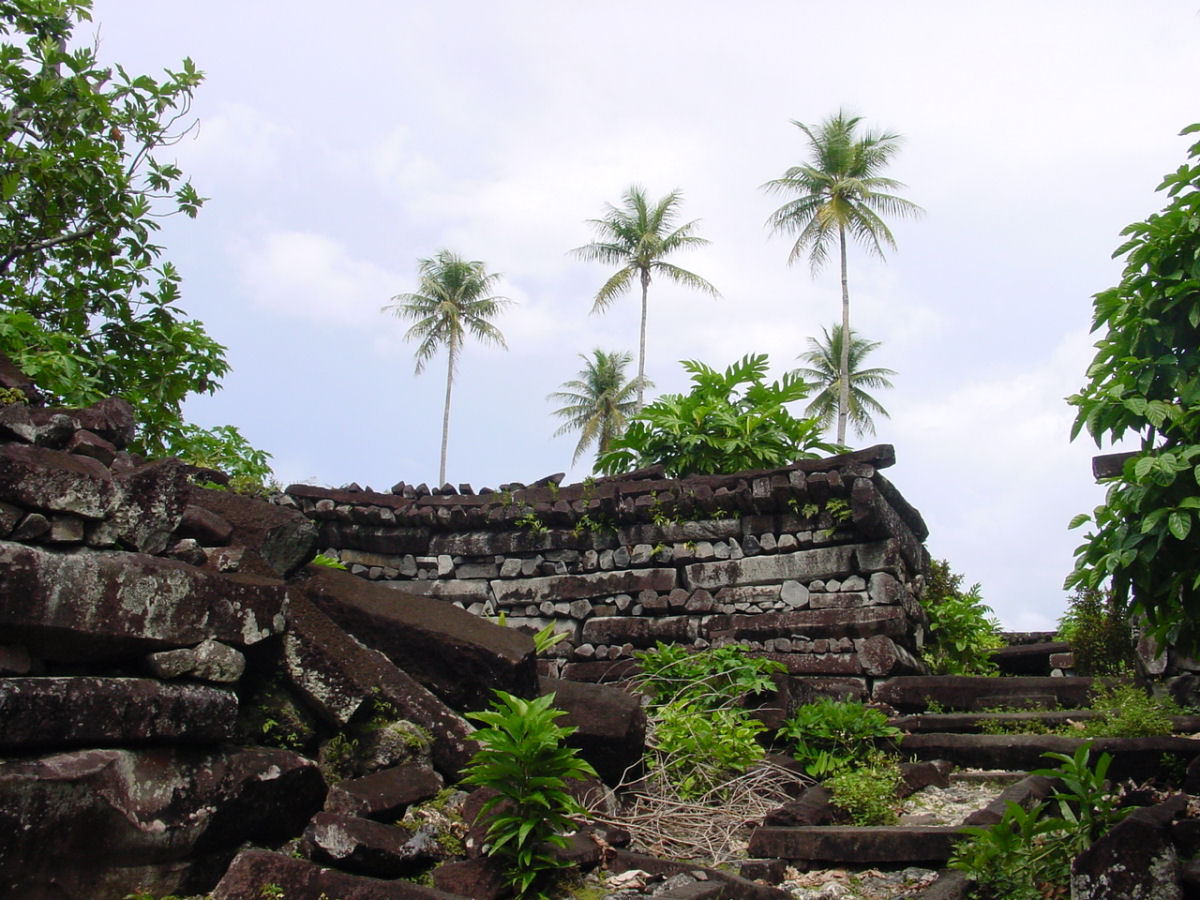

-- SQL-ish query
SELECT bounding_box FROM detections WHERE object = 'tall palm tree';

[572,186,719,410]
[795,324,896,441]
[548,348,649,467]
[763,110,922,444]
[384,249,510,486]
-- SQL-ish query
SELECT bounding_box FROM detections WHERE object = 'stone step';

[874,675,1105,712]
[900,733,1200,781]
[893,710,1200,734]
[747,824,963,866]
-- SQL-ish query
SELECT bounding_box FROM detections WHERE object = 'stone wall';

[284,444,933,693]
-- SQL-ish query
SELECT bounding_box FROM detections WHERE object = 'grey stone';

[780,580,810,609]
[499,557,522,578]
[683,545,857,591]
[12,512,49,541]
[145,638,246,683]
[777,534,798,551]
[759,533,777,552]
[841,575,867,591]
[46,514,84,543]
[489,568,677,606]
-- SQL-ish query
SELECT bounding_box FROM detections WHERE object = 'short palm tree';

[763,110,921,444]
[548,349,649,467]
[572,186,719,410]
[796,324,896,441]
[383,250,510,486]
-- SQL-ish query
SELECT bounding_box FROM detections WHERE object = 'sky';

[79,0,1198,631]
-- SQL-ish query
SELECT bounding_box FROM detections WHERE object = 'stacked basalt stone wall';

[284,444,933,697]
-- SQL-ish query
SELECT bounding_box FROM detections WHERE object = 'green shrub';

[1056,587,1136,675]
[921,559,1004,675]
[461,691,596,900]
[311,553,347,570]
[633,643,784,798]
[595,353,837,477]
[777,697,902,778]
[1080,682,1177,738]
[951,741,1130,899]
[827,753,902,825]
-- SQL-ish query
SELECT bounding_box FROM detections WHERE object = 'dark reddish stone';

[0,677,236,750]
[747,825,962,865]
[606,849,793,900]
[177,503,235,544]
[188,484,318,577]
[0,443,114,518]
[873,675,1099,712]
[764,786,835,827]
[580,614,697,648]
[0,542,287,662]
[212,848,460,899]
[1071,797,1185,899]
[709,607,910,643]
[65,429,117,466]
[0,747,324,900]
[111,457,189,554]
[0,351,42,403]
[301,565,536,711]
[431,857,508,900]
[539,676,646,785]
[324,763,443,820]
[898,761,952,797]
[68,397,137,449]
[850,477,925,573]
[989,641,1072,676]
[283,595,476,778]
[302,812,439,877]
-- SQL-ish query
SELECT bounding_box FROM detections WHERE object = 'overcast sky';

[82,1,1198,630]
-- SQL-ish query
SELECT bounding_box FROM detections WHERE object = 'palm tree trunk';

[439,340,454,486]
[837,223,851,446]
[636,268,650,411]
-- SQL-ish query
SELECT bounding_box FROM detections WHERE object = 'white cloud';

[232,231,401,328]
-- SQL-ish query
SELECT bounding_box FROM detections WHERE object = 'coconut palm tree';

[763,110,921,444]
[548,349,649,467]
[384,250,510,486]
[795,324,896,441]
[572,186,719,410]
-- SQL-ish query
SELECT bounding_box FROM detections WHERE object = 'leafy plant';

[311,553,348,570]
[174,423,275,494]
[650,702,767,799]
[826,497,852,524]
[461,691,597,900]
[951,741,1130,900]
[633,643,783,799]
[921,559,1004,675]
[532,623,568,653]
[827,752,902,825]
[1056,586,1135,675]
[1066,123,1200,655]
[1079,682,1177,738]
[515,508,548,534]
[777,697,901,778]
[595,354,838,477]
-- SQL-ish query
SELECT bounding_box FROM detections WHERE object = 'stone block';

[302,812,437,878]
[213,848,460,900]
[683,545,856,591]
[0,443,115,519]
[581,615,698,648]
[747,825,962,865]
[809,590,871,609]
[301,565,536,711]
[489,567,677,606]
[188,485,318,577]
[324,763,443,821]
[705,606,909,644]
[539,677,646,785]
[0,677,237,749]
[0,541,288,662]
[145,638,246,683]
[384,578,494,605]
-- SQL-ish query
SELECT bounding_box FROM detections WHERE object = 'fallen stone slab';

[302,565,536,711]
[0,677,237,750]
[539,676,646,785]
[747,825,964,866]
[901,733,1200,781]
[0,541,288,661]
[431,856,508,900]
[0,746,324,900]
[282,595,476,778]
[873,675,1100,712]
[891,710,1101,734]
[1071,796,1186,900]
[303,812,441,878]
[145,638,246,683]
[962,775,1056,827]
[110,457,189,554]
[324,762,443,820]
[212,848,461,900]
[606,848,793,900]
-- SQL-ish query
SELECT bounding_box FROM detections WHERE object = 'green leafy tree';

[763,110,921,444]
[384,249,510,486]
[0,0,247,462]
[795,323,896,440]
[572,186,719,410]
[548,348,648,466]
[1066,123,1200,654]
[921,559,1003,675]
[595,353,837,478]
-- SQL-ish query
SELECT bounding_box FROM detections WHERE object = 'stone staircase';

[736,673,1200,897]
